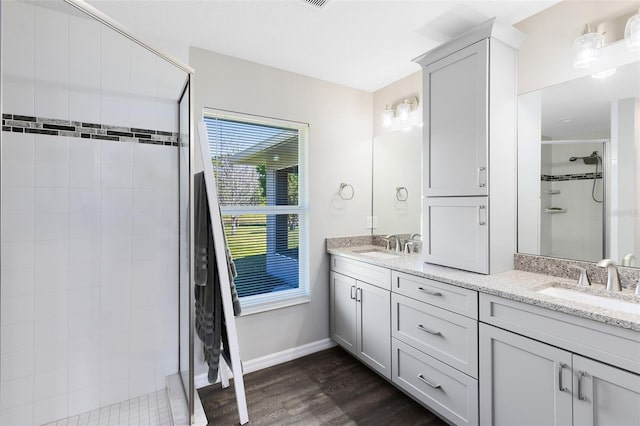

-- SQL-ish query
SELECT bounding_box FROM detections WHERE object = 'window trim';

[202,108,310,315]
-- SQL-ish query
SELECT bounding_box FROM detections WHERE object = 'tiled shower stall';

[1,1,191,424]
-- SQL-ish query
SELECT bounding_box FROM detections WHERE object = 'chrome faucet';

[622,253,636,267]
[569,266,591,286]
[410,233,421,241]
[597,259,622,291]
[383,234,401,252]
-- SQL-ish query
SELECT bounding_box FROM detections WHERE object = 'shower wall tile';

[69,213,101,239]
[34,394,68,426]
[1,132,35,160]
[69,287,100,316]
[101,140,133,164]
[1,159,35,188]
[34,264,68,294]
[69,160,101,188]
[35,161,69,188]
[1,1,35,116]
[35,213,69,240]
[34,134,70,162]
[34,240,68,267]
[1,349,34,381]
[1,267,34,300]
[1,294,33,326]
[34,7,69,121]
[69,139,100,164]
[1,322,35,354]
[1,241,35,269]
[0,403,34,426]
[69,188,100,213]
[35,188,69,213]
[34,291,68,321]
[1,213,35,242]
[34,316,68,348]
[101,28,130,128]
[101,163,133,188]
[69,238,100,265]
[2,187,35,215]
[68,386,99,417]
[34,343,67,375]
[70,16,101,124]
[0,376,34,409]
[69,312,99,340]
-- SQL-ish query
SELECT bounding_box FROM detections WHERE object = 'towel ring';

[339,183,354,200]
[396,186,408,201]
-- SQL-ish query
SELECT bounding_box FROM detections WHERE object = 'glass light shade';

[625,10,640,52]
[382,107,394,128]
[573,31,603,68]
[396,100,411,123]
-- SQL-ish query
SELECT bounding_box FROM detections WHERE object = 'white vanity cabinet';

[479,294,640,426]
[391,271,479,426]
[329,256,391,379]
[415,19,523,274]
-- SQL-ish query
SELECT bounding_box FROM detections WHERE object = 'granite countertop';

[328,245,640,332]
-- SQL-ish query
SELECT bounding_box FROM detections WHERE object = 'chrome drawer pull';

[416,287,442,296]
[417,374,441,389]
[417,324,442,336]
[350,285,356,300]
[477,166,486,188]
[577,371,587,401]
[558,362,568,392]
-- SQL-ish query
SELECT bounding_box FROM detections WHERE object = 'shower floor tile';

[42,390,173,426]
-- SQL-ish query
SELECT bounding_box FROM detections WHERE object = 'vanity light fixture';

[382,105,395,128]
[573,24,603,68]
[396,99,412,123]
[625,8,640,51]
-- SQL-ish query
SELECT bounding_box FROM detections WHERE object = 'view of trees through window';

[204,115,304,299]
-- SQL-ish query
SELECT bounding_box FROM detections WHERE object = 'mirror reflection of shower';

[568,150,603,203]
[540,140,607,262]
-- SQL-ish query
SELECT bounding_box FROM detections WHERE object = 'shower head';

[569,151,600,164]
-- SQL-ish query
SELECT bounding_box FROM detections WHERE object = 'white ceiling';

[88,0,558,92]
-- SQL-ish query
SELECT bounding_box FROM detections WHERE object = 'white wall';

[189,48,372,365]
[0,2,185,424]
[515,0,640,94]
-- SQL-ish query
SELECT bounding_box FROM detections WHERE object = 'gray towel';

[194,171,242,383]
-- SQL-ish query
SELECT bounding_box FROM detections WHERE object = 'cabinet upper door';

[330,271,357,355]
[479,323,573,426]
[423,196,489,274]
[357,280,391,379]
[423,39,488,197]
[572,355,640,426]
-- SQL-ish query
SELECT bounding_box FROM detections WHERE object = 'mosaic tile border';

[541,172,602,182]
[2,113,179,146]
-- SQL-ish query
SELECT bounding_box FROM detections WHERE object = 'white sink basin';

[354,249,400,260]
[537,286,640,315]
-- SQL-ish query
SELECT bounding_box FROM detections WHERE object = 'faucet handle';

[569,266,591,286]
[403,241,415,254]
[635,281,640,297]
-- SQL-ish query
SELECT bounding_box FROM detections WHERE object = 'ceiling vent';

[301,0,330,9]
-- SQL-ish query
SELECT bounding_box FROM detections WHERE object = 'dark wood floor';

[198,346,448,426]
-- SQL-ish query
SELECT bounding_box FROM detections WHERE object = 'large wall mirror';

[371,126,422,236]
[518,60,639,267]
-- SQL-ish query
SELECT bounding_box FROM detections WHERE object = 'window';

[203,110,309,314]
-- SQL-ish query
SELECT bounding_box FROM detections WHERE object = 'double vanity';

[327,243,640,426]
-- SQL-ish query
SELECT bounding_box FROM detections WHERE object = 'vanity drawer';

[331,255,391,290]
[392,293,478,377]
[393,338,478,426]
[393,271,478,318]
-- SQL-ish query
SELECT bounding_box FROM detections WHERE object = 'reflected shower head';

[569,151,600,164]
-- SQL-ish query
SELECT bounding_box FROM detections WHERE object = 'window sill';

[239,294,311,316]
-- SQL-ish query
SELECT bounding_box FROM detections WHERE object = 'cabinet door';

[573,355,640,426]
[357,280,391,379]
[479,324,572,426]
[423,39,488,197]
[423,196,488,273]
[330,271,357,355]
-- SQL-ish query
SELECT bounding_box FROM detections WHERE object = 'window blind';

[203,114,307,304]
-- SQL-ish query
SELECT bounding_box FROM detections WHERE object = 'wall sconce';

[573,8,640,69]
[573,25,603,68]
[381,96,419,129]
[625,8,640,51]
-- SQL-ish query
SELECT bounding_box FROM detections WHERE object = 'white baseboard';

[195,338,336,389]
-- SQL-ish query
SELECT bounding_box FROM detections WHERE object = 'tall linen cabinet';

[414,19,524,274]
